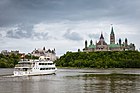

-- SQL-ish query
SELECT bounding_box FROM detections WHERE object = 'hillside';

[55,51,140,68]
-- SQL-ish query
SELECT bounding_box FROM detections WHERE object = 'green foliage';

[0,53,20,68]
[0,54,39,68]
[55,51,140,68]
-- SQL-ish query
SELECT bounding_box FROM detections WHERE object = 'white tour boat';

[13,56,57,76]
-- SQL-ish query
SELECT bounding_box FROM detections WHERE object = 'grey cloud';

[6,30,19,39]
[32,32,49,40]
[63,29,83,41]
[88,32,109,42]
[0,0,140,26]
[6,29,32,39]
[88,33,100,40]
[6,24,33,39]
[0,33,2,38]
[5,24,50,40]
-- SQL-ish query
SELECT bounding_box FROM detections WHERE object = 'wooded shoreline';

[0,51,140,68]
[55,51,140,68]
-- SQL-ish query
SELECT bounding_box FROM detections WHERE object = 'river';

[0,68,140,93]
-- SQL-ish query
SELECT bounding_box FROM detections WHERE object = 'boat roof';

[39,56,51,60]
[18,59,53,63]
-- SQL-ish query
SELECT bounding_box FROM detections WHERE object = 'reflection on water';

[70,74,140,93]
[0,68,140,93]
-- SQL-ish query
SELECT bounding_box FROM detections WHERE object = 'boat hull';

[13,69,57,76]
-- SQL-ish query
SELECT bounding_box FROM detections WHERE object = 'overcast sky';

[0,0,140,56]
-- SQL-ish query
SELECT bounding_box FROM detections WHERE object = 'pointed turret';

[85,40,87,49]
[100,33,104,39]
[119,38,121,45]
[54,48,55,52]
[90,40,93,45]
[43,47,45,50]
[125,38,128,47]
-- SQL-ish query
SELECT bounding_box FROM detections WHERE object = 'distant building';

[83,26,135,52]
[1,50,20,55]
[31,47,58,61]
[10,50,20,55]
[1,50,9,55]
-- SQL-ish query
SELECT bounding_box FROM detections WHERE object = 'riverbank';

[57,66,140,70]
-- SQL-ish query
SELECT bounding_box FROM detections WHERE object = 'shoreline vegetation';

[55,51,140,68]
[0,54,38,68]
[0,51,140,68]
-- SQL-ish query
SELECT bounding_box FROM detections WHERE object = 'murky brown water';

[0,68,140,93]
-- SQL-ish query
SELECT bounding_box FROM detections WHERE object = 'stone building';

[83,26,135,52]
[31,47,58,61]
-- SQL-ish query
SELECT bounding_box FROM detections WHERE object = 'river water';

[0,68,140,93]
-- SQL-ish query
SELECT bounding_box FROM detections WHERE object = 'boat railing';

[15,63,33,68]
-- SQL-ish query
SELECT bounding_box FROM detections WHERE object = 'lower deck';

[14,68,57,76]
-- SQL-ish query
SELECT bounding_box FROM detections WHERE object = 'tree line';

[1,51,140,68]
[0,54,38,68]
[55,51,140,68]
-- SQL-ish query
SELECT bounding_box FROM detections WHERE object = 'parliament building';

[83,26,135,52]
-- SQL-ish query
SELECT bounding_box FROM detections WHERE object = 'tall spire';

[111,26,114,35]
[100,32,104,39]
[110,25,115,44]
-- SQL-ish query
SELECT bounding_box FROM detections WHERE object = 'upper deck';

[15,56,55,68]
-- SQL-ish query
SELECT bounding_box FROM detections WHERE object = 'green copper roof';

[88,45,96,48]
[109,44,120,48]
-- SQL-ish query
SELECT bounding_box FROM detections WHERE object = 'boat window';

[48,63,52,65]
[39,63,53,65]
[23,68,28,71]
[16,63,32,67]
[47,58,50,60]
[40,68,55,70]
